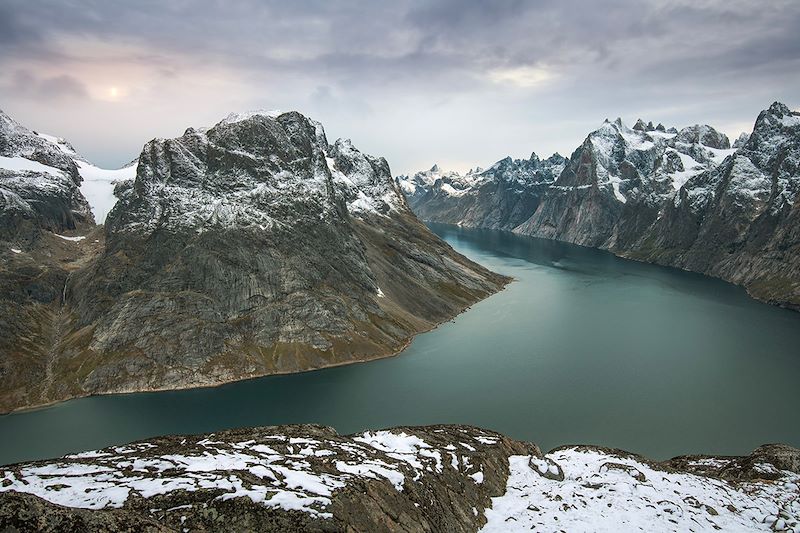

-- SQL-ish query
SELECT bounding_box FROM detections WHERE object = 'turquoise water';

[1,223,798,465]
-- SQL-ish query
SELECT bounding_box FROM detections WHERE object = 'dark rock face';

[0,110,99,415]
[626,102,800,309]
[0,110,508,413]
[0,109,91,242]
[0,425,797,532]
[397,153,566,231]
[402,102,800,310]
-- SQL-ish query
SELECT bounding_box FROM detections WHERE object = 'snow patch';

[481,449,800,532]
[54,234,86,242]
[75,160,137,223]
[0,155,64,177]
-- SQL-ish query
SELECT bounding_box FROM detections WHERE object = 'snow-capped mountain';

[514,118,734,247]
[627,102,800,307]
[0,109,507,413]
[0,108,137,233]
[1,424,797,532]
[0,109,91,241]
[401,102,800,310]
[396,153,567,230]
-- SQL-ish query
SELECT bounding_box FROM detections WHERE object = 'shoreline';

[1,277,513,418]
[430,221,800,314]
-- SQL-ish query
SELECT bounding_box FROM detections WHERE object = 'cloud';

[0,0,797,173]
[3,70,89,101]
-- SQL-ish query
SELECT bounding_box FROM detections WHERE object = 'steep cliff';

[0,110,508,413]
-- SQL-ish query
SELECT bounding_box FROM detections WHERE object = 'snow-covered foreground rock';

[483,447,800,532]
[0,425,797,532]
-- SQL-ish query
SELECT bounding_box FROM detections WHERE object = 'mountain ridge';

[399,102,800,310]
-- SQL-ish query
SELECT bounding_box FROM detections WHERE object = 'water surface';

[2,223,798,464]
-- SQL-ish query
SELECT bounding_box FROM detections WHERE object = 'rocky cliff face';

[401,102,800,310]
[0,110,508,413]
[0,425,797,532]
[0,109,92,241]
[0,109,101,415]
[397,153,566,231]
[625,102,800,308]
[512,118,734,248]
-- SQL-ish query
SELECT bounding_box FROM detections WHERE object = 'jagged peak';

[755,101,800,131]
[674,124,730,149]
[767,101,792,117]
[733,132,750,149]
[429,164,440,172]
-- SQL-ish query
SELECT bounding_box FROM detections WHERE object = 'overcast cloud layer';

[1,0,798,173]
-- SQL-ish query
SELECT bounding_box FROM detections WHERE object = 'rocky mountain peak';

[673,124,731,150]
[766,101,793,117]
[1,108,508,413]
[0,110,93,240]
[733,132,750,148]
[739,100,799,165]
[429,163,440,172]
[109,110,409,236]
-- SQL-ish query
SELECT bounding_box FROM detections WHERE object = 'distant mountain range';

[0,109,506,413]
[398,102,800,311]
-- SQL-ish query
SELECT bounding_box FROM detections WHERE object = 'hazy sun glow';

[109,87,119,98]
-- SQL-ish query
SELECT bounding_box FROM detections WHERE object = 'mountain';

[0,110,93,241]
[1,424,797,532]
[0,109,508,413]
[623,102,800,308]
[400,102,800,310]
[397,153,566,231]
[513,118,734,248]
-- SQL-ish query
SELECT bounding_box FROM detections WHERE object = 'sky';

[1,0,798,174]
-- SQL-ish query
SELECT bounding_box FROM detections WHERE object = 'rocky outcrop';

[401,102,800,310]
[0,110,508,413]
[0,425,797,532]
[0,109,92,242]
[397,153,566,231]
